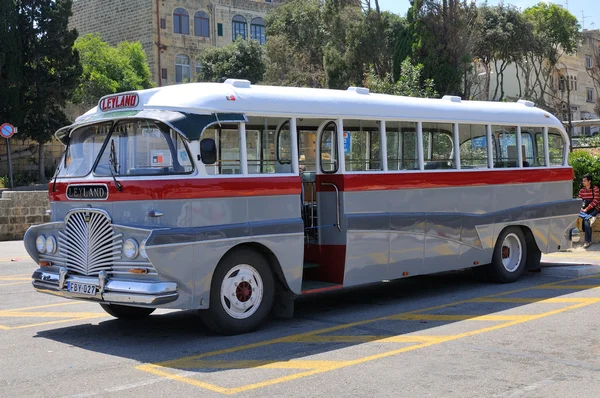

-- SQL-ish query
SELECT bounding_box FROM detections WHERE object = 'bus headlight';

[36,235,47,253]
[139,239,148,259]
[45,236,57,254]
[123,238,139,259]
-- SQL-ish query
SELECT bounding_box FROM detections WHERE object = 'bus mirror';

[200,138,217,164]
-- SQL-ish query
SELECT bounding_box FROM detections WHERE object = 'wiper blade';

[109,140,123,192]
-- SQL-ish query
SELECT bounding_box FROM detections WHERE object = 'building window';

[586,55,593,69]
[195,11,210,37]
[250,17,265,44]
[174,8,189,35]
[160,18,166,29]
[161,68,167,80]
[217,23,223,36]
[232,15,247,41]
[175,54,191,83]
[195,62,202,78]
[588,88,594,103]
[570,75,577,91]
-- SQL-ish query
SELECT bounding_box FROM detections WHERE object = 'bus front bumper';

[32,268,179,306]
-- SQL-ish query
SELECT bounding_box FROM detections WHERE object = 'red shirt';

[579,186,600,212]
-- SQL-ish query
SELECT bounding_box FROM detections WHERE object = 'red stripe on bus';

[317,168,574,192]
[48,177,302,202]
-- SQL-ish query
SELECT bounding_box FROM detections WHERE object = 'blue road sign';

[0,123,15,139]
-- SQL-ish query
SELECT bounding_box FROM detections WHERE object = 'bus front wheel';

[200,248,274,335]
[486,227,528,283]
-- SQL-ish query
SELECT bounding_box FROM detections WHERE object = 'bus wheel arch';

[200,243,283,334]
[520,226,542,271]
[475,226,528,283]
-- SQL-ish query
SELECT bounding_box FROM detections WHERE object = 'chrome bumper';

[32,268,179,306]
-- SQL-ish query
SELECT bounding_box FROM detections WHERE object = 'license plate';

[67,282,97,296]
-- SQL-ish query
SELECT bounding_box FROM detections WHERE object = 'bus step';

[301,280,343,295]
[303,262,319,269]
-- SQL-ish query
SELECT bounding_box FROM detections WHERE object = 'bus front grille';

[58,210,123,276]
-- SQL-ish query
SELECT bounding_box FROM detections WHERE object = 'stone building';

[69,0,279,86]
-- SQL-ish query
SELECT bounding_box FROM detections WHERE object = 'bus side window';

[521,127,542,166]
[458,124,489,169]
[201,125,242,175]
[422,122,455,169]
[343,119,381,172]
[535,132,546,167]
[247,118,292,174]
[548,128,565,166]
[493,125,518,168]
[386,121,417,171]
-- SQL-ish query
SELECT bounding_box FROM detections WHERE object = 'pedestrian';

[578,173,599,248]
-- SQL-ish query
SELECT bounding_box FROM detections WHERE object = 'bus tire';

[487,227,528,283]
[200,248,274,335]
[100,304,155,319]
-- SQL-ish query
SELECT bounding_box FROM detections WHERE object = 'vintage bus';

[24,79,580,334]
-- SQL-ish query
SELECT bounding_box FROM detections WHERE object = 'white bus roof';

[77,79,564,132]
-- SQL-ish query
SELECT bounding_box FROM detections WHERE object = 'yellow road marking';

[0,311,104,318]
[168,359,349,370]
[5,302,79,311]
[136,274,600,394]
[281,335,448,344]
[534,284,600,290]
[0,275,31,281]
[0,301,106,330]
[389,314,533,322]
[6,317,103,330]
[0,282,30,287]
[470,297,600,304]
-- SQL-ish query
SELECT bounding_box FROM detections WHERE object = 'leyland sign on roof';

[99,93,139,112]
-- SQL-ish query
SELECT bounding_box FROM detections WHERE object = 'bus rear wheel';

[200,248,274,335]
[480,227,528,283]
[100,304,155,319]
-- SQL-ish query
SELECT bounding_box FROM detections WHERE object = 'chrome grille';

[58,210,123,276]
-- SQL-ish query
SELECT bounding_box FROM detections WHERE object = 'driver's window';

[95,120,193,176]
[320,121,338,173]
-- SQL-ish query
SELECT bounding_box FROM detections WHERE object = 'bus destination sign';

[66,185,109,200]
[99,94,139,112]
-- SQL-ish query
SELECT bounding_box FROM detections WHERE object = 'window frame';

[173,7,190,35]
[175,54,191,84]
[194,11,210,37]
[232,15,247,41]
[250,17,265,44]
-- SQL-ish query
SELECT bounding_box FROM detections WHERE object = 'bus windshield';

[94,120,193,176]
[58,122,113,178]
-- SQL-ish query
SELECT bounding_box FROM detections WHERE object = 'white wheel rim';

[501,233,523,273]
[220,264,263,320]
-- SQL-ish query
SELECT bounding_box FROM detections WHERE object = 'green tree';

[264,0,326,87]
[196,38,265,83]
[365,57,437,97]
[73,33,154,106]
[0,0,23,127]
[18,0,82,183]
[404,0,478,96]
[474,4,531,101]
[521,3,580,108]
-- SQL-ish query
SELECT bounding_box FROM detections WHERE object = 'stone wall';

[0,191,50,241]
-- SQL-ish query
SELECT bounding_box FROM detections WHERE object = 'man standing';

[578,173,600,248]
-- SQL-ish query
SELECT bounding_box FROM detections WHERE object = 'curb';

[540,263,600,278]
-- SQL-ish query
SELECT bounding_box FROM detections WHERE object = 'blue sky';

[378,0,599,31]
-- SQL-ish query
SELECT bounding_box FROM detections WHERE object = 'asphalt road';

[2,241,600,398]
